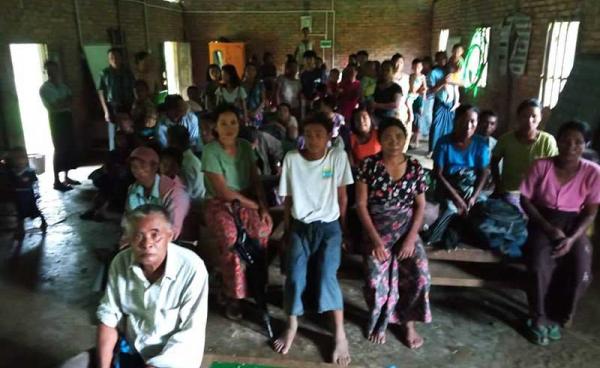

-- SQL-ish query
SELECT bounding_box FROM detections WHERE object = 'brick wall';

[0,0,184,150]
[432,0,600,133]
[183,0,434,86]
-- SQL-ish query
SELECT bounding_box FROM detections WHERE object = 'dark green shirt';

[99,66,135,108]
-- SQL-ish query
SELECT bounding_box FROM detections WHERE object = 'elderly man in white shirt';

[97,204,208,368]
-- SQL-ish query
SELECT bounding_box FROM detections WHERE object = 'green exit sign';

[320,39,333,48]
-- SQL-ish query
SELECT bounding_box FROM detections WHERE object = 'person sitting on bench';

[422,104,490,245]
[492,98,558,211]
[125,146,190,240]
[520,120,600,345]
[97,204,208,368]
[355,117,431,349]
[201,104,273,320]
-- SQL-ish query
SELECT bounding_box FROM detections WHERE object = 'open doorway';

[9,43,53,174]
[163,41,192,97]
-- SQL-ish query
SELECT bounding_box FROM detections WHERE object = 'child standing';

[275,59,302,117]
[203,64,222,112]
[326,68,341,97]
[274,112,353,366]
[337,65,362,123]
[360,61,377,103]
[1,147,47,238]
[408,59,428,148]
[299,50,323,118]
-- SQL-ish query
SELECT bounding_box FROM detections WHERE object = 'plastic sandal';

[547,324,562,341]
[527,319,549,346]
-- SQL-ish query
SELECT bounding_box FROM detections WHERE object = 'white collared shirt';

[97,243,208,368]
[181,149,206,203]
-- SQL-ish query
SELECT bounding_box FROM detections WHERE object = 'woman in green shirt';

[491,98,558,210]
[202,104,273,319]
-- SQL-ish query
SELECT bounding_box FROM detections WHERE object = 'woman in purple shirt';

[520,120,600,346]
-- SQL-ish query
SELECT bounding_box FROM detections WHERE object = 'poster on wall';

[502,12,532,76]
[498,25,511,76]
[300,15,312,31]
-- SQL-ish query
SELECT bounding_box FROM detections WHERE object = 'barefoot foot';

[332,337,351,366]
[368,331,386,345]
[401,322,423,350]
[273,323,297,355]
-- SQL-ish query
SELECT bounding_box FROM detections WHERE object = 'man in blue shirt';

[155,94,201,154]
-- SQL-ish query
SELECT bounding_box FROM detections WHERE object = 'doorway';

[163,41,192,96]
[9,43,53,172]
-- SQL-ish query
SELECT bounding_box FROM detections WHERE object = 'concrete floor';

[2,165,600,368]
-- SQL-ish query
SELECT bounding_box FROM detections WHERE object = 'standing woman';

[203,64,222,112]
[215,64,248,123]
[242,63,266,127]
[372,61,403,122]
[202,104,273,319]
[356,117,431,349]
[39,60,80,191]
[520,121,600,345]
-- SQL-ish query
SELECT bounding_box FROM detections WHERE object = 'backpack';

[469,198,528,258]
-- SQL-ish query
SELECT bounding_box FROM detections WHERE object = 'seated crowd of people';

[3,44,599,368]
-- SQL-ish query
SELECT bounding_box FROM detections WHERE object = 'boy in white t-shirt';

[273,113,353,366]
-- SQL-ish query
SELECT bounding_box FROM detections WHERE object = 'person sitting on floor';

[199,112,217,147]
[273,112,353,366]
[520,120,600,346]
[492,98,558,211]
[168,125,206,205]
[0,147,47,238]
[349,104,381,167]
[81,131,134,222]
[130,80,155,124]
[155,94,201,153]
[125,146,190,241]
[159,147,183,181]
[134,107,159,147]
[422,104,490,245]
[186,85,203,114]
[201,104,273,320]
[355,117,431,349]
[96,204,208,368]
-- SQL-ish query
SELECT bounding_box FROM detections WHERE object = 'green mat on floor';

[210,362,280,368]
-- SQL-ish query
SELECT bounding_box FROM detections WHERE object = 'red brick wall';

[0,0,184,150]
[183,0,433,86]
[432,0,600,133]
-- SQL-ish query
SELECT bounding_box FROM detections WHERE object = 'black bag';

[229,200,262,265]
[228,200,273,339]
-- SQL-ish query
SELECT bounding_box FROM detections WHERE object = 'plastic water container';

[28,153,45,175]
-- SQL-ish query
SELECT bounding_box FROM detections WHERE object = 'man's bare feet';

[400,322,423,350]
[332,337,351,366]
[368,330,386,345]
[273,318,298,355]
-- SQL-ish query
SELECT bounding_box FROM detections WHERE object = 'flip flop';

[547,324,561,341]
[527,319,549,346]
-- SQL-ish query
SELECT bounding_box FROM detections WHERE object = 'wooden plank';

[428,260,525,289]
[425,243,504,263]
[202,353,342,368]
